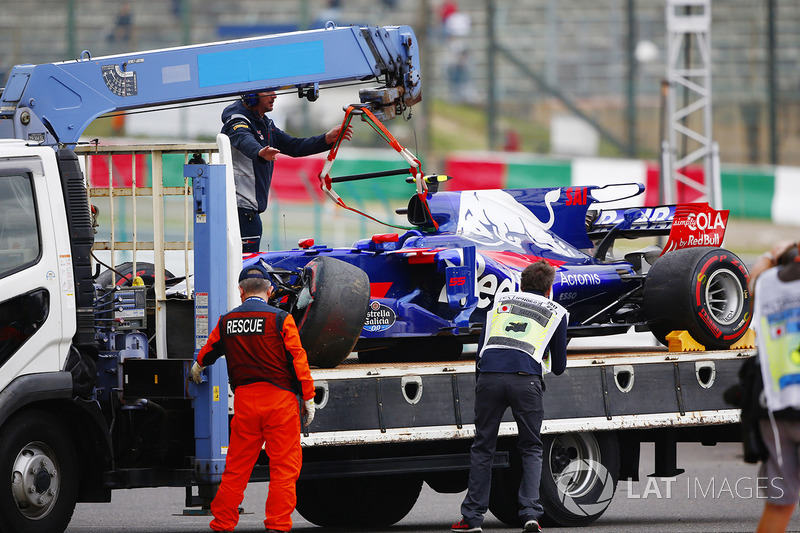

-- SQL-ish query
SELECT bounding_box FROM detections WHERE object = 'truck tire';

[0,410,78,533]
[539,431,619,527]
[643,247,751,349]
[296,474,422,527]
[489,432,619,528]
[424,469,469,493]
[295,256,370,368]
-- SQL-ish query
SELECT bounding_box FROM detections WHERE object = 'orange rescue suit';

[197,296,314,532]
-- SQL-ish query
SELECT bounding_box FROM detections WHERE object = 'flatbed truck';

[0,22,753,533]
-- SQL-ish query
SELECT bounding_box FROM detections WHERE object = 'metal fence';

[2,0,798,165]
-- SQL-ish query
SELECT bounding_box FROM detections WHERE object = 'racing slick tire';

[0,410,79,533]
[295,256,370,368]
[488,432,619,528]
[295,474,423,527]
[643,247,751,349]
[95,261,176,297]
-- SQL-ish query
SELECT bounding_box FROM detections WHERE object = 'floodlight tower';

[662,0,721,208]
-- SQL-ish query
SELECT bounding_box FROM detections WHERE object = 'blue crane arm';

[0,23,421,145]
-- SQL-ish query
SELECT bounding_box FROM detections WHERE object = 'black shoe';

[523,518,542,532]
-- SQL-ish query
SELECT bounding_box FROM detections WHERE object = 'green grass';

[430,99,551,157]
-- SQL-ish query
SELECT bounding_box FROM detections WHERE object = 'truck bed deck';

[312,346,755,377]
[301,346,753,446]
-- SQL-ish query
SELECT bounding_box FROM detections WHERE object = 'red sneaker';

[451,517,482,532]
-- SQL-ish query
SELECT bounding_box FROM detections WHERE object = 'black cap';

[238,263,271,283]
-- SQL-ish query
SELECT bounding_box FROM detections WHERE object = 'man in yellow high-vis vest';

[452,260,568,533]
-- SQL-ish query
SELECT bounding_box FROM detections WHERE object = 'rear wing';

[588,203,730,254]
[587,205,675,240]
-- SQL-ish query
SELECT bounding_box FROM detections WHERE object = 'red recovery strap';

[318,105,438,231]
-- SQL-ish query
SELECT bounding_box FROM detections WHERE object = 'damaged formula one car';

[249,178,752,368]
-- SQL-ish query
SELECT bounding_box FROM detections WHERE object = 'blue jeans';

[461,372,545,526]
[238,208,262,253]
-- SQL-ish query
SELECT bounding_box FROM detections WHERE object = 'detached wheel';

[95,261,175,299]
[643,247,751,349]
[96,261,175,287]
[296,474,422,527]
[295,257,370,368]
[0,411,78,533]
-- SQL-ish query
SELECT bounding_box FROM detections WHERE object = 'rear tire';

[424,470,469,494]
[487,439,524,526]
[539,432,619,527]
[295,257,370,368]
[488,432,619,528]
[0,410,79,533]
[296,474,423,527]
[643,247,751,349]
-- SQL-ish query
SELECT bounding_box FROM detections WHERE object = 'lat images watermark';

[624,476,784,500]
[554,459,615,517]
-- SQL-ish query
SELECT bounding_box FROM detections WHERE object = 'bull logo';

[506,321,527,333]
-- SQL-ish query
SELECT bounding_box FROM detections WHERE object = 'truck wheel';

[540,432,619,527]
[294,479,340,527]
[643,247,751,349]
[0,410,78,533]
[295,257,370,368]
[296,474,422,527]
[489,432,619,528]
[424,470,469,493]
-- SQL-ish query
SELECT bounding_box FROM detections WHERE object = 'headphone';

[241,93,259,107]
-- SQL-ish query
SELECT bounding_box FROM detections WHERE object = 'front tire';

[0,410,79,533]
[643,247,751,349]
[295,257,370,368]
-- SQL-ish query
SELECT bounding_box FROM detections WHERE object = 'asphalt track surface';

[64,441,800,533]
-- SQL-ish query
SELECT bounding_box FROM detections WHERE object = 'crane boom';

[0,23,421,145]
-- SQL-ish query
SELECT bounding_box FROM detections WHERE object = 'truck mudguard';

[0,372,72,428]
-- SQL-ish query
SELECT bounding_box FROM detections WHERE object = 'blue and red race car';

[249,181,751,368]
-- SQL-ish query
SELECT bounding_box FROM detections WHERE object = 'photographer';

[750,240,800,533]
